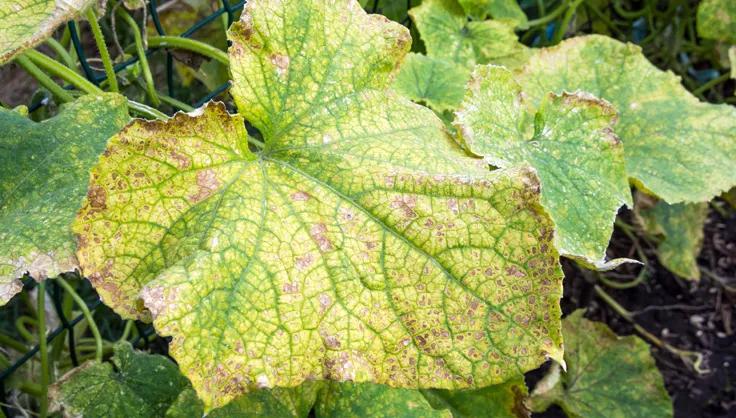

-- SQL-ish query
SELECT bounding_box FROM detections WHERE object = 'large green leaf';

[640,201,708,281]
[0,94,128,306]
[74,0,563,410]
[458,0,528,27]
[316,382,450,418]
[514,35,736,204]
[530,310,673,418]
[393,53,471,112]
[455,65,632,268]
[208,383,321,418]
[0,0,100,64]
[49,342,194,418]
[697,0,736,44]
[410,0,528,69]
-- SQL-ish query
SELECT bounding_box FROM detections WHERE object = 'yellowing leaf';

[697,0,736,44]
[49,342,195,418]
[640,201,708,281]
[455,66,632,268]
[0,94,128,306]
[0,0,100,64]
[74,0,563,410]
[530,310,673,418]
[410,0,528,69]
[392,53,472,112]
[514,35,736,204]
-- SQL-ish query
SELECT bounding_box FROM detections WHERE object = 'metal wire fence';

[0,0,248,414]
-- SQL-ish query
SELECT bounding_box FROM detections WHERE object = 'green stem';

[44,38,77,70]
[552,0,584,44]
[158,93,195,112]
[248,136,266,149]
[693,72,730,96]
[128,100,168,120]
[118,9,160,106]
[118,320,134,342]
[15,316,37,343]
[86,8,119,92]
[612,0,647,18]
[57,278,103,363]
[37,282,49,418]
[0,332,28,353]
[24,49,102,94]
[147,36,230,65]
[19,381,43,397]
[15,55,74,103]
[527,0,568,28]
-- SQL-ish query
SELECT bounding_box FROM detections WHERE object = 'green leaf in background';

[422,375,529,418]
[0,94,128,306]
[697,0,736,44]
[208,383,321,418]
[75,0,564,410]
[392,53,471,112]
[458,0,528,28]
[455,66,632,269]
[514,35,736,204]
[639,201,708,281]
[49,342,194,418]
[410,0,528,69]
[530,310,673,418]
[0,0,100,64]
[359,0,421,23]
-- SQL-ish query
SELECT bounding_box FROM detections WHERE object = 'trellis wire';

[0,0,247,413]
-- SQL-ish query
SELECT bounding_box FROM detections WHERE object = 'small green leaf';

[422,375,530,418]
[458,0,528,28]
[0,0,100,64]
[640,201,708,281]
[514,35,736,204]
[0,94,128,306]
[49,342,195,418]
[697,0,736,44]
[317,382,451,418]
[393,53,471,112]
[410,0,528,69]
[530,310,673,418]
[75,0,563,410]
[455,66,632,268]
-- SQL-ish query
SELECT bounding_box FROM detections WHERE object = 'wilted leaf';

[393,53,471,112]
[458,0,528,28]
[49,342,194,418]
[75,0,563,410]
[514,35,736,204]
[530,310,673,418]
[0,0,101,64]
[640,201,708,281]
[410,0,528,69]
[0,94,128,306]
[422,375,529,418]
[455,66,631,268]
[697,0,736,44]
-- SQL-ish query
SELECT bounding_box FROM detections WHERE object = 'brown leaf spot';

[170,150,192,169]
[189,169,220,203]
[290,191,311,201]
[270,54,290,77]
[309,223,334,252]
[295,253,314,271]
[86,185,107,214]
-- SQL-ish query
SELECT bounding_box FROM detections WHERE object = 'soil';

[530,201,736,418]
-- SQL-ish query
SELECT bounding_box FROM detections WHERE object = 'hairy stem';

[15,55,74,103]
[56,278,103,363]
[86,8,119,92]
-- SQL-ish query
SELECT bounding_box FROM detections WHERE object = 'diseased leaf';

[640,201,708,281]
[0,94,128,306]
[697,0,736,44]
[74,0,563,410]
[393,53,471,112]
[208,383,322,418]
[0,0,101,64]
[422,374,530,418]
[514,35,736,204]
[317,382,450,418]
[530,310,673,418]
[458,0,528,28]
[410,0,528,69]
[455,66,632,268]
[49,342,194,418]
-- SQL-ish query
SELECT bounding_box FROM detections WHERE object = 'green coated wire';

[37,282,49,418]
